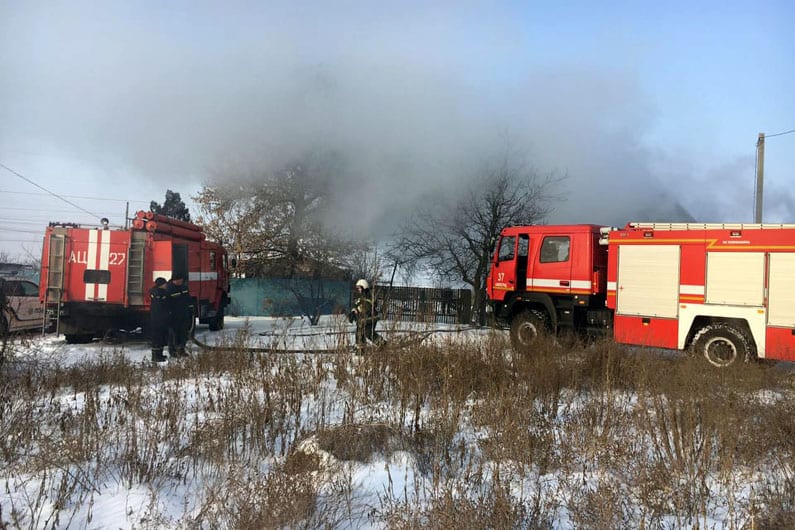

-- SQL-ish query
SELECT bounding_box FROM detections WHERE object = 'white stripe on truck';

[85,229,98,300]
[97,229,110,300]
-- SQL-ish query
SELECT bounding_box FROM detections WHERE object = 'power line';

[0,218,51,225]
[0,227,44,234]
[0,206,129,214]
[0,212,128,223]
[0,189,150,204]
[0,213,121,221]
[0,162,104,219]
[765,129,795,139]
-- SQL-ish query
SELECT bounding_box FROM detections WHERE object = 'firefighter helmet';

[355,279,369,290]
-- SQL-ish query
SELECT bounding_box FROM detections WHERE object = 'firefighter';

[148,277,169,364]
[167,273,194,358]
[349,279,386,348]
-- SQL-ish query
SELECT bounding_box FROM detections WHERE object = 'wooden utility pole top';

[756,133,765,223]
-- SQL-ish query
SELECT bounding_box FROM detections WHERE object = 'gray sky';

[2,1,794,258]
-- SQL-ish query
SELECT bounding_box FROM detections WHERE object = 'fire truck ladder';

[43,232,66,335]
[126,231,147,306]
[628,222,795,230]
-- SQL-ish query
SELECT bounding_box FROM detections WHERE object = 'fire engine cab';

[487,222,795,367]
[40,211,231,343]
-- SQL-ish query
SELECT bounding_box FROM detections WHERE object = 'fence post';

[458,289,472,325]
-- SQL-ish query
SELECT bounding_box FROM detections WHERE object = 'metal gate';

[375,286,471,325]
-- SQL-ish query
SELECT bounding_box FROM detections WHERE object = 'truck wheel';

[510,310,548,354]
[208,309,225,331]
[64,334,94,344]
[691,323,752,368]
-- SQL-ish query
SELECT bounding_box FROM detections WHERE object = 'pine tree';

[150,190,191,222]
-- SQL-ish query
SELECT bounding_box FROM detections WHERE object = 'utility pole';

[755,133,765,223]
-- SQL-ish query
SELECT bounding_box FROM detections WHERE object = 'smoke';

[1,1,729,240]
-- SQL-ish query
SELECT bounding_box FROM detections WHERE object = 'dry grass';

[1,325,794,528]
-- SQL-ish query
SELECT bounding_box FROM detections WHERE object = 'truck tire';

[510,310,548,354]
[691,323,752,368]
[64,333,94,344]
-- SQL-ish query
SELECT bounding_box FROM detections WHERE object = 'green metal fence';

[229,278,350,317]
[229,278,473,325]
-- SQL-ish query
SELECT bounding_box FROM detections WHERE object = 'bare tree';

[193,184,281,276]
[195,151,365,275]
[0,277,8,361]
[344,247,390,287]
[394,152,563,325]
[194,151,369,324]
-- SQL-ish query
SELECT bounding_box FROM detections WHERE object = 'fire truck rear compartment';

[56,302,148,339]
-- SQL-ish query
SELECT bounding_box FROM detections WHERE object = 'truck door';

[152,241,173,284]
[172,244,189,283]
[530,235,573,294]
[516,234,529,291]
[490,235,517,301]
[194,247,215,304]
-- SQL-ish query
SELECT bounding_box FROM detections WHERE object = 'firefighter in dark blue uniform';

[167,272,194,358]
[149,277,169,363]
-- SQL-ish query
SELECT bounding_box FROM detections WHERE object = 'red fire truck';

[39,211,231,343]
[487,222,795,367]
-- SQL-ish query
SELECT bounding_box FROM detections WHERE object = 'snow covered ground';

[17,315,489,367]
[1,317,498,529]
[2,317,792,529]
